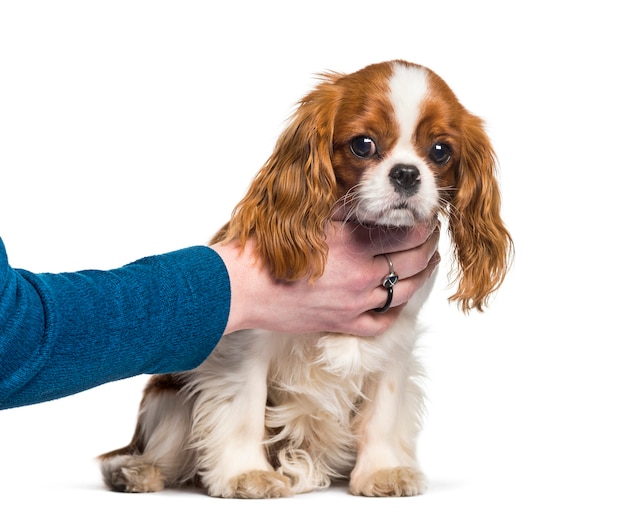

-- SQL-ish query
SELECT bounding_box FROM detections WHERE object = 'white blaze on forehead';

[351,63,440,226]
[388,64,429,146]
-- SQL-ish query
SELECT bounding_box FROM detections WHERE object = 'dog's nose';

[389,164,420,195]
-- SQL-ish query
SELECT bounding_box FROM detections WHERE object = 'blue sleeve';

[0,237,231,409]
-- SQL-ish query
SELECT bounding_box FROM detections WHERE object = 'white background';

[1,1,624,527]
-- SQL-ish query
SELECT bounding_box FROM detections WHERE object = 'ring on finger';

[373,254,399,313]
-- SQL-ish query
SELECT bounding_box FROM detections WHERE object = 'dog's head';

[216,60,513,312]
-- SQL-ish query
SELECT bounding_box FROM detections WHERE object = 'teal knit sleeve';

[0,237,230,409]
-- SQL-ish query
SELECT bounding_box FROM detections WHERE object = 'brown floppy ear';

[447,114,514,312]
[214,76,341,281]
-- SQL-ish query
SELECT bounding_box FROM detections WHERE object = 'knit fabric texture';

[0,238,230,409]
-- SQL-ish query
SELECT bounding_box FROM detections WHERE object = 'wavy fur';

[447,112,513,312]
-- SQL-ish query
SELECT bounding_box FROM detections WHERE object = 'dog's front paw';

[349,467,427,497]
[217,470,293,498]
[101,456,165,493]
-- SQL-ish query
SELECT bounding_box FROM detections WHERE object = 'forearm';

[0,240,230,409]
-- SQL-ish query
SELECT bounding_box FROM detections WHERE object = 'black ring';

[374,285,394,313]
[374,254,397,313]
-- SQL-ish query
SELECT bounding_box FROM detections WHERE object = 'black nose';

[389,164,420,195]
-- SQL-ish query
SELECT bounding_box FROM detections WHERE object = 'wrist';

[210,239,266,335]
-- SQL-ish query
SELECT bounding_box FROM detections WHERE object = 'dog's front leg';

[191,332,292,498]
[349,356,427,497]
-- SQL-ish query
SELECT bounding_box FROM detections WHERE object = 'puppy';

[100,60,513,498]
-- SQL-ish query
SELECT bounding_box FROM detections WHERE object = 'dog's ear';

[217,77,342,281]
[447,113,514,312]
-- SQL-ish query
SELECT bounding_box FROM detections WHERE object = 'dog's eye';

[429,143,452,165]
[350,136,377,159]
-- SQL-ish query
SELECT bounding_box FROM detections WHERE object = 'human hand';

[212,220,440,337]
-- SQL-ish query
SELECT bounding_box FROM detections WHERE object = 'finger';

[350,248,439,334]
[387,251,441,307]
[382,227,440,281]
[366,239,440,312]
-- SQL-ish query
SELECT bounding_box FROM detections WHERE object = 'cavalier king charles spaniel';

[100,60,513,498]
